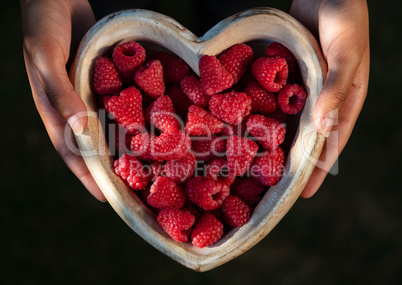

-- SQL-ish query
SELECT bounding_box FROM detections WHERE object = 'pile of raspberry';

[92,40,307,248]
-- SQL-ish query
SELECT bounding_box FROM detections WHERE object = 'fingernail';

[67,114,84,135]
[320,117,334,138]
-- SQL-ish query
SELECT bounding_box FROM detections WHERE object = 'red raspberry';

[209,91,252,125]
[231,177,265,206]
[218,44,254,84]
[222,195,252,228]
[114,153,149,190]
[251,147,285,186]
[226,135,258,176]
[147,176,186,209]
[266,42,298,82]
[136,188,160,215]
[134,60,165,98]
[152,129,191,161]
[191,135,226,161]
[92,57,123,95]
[130,132,155,161]
[104,86,146,135]
[185,105,223,136]
[251,57,288,92]
[164,152,196,184]
[165,84,192,119]
[152,52,190,83]
[199,55,234,95]
[180,75,209,107]
[244,81,277,115]
[278,84,307,114]
[182,201,201,223]
[205,158,236,186]
[147,161,165,182]
[191,213,224,248]
[157,208,195,242]
[112,41,146,83]
[185,176,229,210]
[246,114,286,150]
[145,95,180,133]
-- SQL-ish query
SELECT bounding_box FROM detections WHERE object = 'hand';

[290,0,370,198]
[21,0,106,201]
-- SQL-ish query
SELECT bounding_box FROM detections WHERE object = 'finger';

[301,45,370,198]
[313,0,369,136]
[21,0,89,136]
[28,49,88,136]
[24,51,106,202]
[313,37,363,137]
[68,0,96,68]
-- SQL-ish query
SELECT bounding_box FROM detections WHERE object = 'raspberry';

[185,176,229,210]
[277,84,307,114]
[147,161,165,182]
[191,135,226,161]
[209,91,252,125]
[244,81,277,115]
[134,60,165,98]
[191,213,224,248]
[182,201,201,222]
[205,158,236,186]
[114,153,149,190]
[218,44,254,84]
[93,57,123,95]
[152,129,191,161]
[145,95,180,133]
[164,152,196,184]
[222,195,252,228]
[199,55,234,95]
[165,84,192,119]
[231,177,265,206]
[246,114,286,150]
[251,57,288,92]
[226,135,258,176]
[185,105,224,136]
[147,176,186,209]
[112,41,146,83]
[266,42,298,82]
[157,208,195,242]
[180,75,209,107]
[130,132,155,161]
[152,52,190,83]
[104,86,146,135]
[251,147,285,186]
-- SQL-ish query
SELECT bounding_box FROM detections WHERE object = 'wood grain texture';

[69,7,327,272]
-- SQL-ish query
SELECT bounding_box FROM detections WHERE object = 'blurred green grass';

[1,0,401,284]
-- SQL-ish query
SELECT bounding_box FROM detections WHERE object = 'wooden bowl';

[69,7,326,272]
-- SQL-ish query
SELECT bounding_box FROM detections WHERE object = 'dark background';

[1,0,401,284]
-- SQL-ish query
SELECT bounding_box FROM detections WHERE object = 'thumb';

[31,50,88,135]
[313,42,362,137]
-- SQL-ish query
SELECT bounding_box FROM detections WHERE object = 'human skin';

[290,0,370,198]
[20,0,369,201]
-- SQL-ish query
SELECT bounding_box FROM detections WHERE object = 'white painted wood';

[69,7,327,272]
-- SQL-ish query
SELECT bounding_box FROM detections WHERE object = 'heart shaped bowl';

[69,7,327,272]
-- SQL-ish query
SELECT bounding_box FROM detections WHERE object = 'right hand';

[21,0,106,201]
